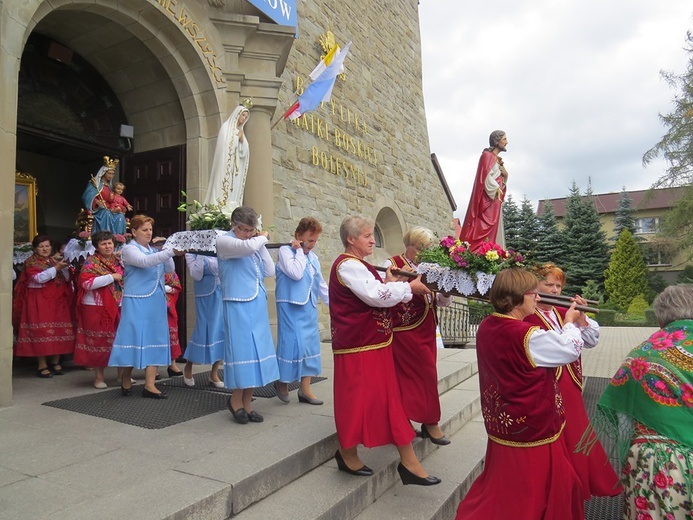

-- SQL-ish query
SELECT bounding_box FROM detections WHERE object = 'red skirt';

[456,437,584,520]
[559,370,622,498]
[333,346,416,449]
[14,286,75,357]
[392,317,441,424]
[74,304,118,367]
[168,310,181,359]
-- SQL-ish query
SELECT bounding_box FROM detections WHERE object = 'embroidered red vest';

[525,307,583,390]
[329,254,393,354]
[477,314,565,446]
[388,255,433,331]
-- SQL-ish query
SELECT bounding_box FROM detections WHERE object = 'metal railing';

[437,297,492,347]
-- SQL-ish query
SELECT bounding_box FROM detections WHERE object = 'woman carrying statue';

[81,156,126,234]
[74,231,124,389]
[204,104,250,213]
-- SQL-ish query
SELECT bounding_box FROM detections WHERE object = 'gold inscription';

[154,0,225,87]
[311,146,369,187]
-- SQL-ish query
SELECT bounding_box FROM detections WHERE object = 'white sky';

[418,0,692,217]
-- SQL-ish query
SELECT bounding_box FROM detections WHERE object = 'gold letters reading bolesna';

[154,0,225,88]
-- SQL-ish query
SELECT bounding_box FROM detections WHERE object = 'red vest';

[388,255,434,331]
[329,254,393,354]
[525,307,583,390]
[477,314,565,446]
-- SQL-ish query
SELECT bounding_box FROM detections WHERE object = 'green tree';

[502,194,521,251]
[612,187,637,240]
[514,196,539,256]
[604,229,650,309]
[562,182,610,295]
[534,200,567,265]
[643,31,693,257]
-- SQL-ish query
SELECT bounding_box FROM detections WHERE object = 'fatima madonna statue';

[204,100,252,213]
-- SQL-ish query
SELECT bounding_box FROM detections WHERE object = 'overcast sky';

[418,0,692,217]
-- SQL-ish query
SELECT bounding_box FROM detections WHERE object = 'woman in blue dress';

[182,254,225,388]
[216,206,279,424]
[109,214,185,398]
[275,217,329,405]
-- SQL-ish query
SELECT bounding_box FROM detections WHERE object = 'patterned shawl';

[12,253,68,329]
[78,253,124,323]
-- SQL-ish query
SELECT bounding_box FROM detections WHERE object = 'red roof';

[537,187,687,218]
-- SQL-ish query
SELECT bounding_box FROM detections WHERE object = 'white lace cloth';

[162,230,227,254]
[63,238,95,262]
[13,244,33,265]
[416,263,496,297]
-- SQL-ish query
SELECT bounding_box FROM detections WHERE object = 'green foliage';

[626,294,649,317]
[468,299,494,324]
[647,272,667,301]
[595,309,616,326]
[502,194,522,251]
[644,308,657,326]
[676,265,693,284]
[612,187,638,240]
[177,191,231,231]
[562,182,610,295]
[604,229,650,309]
[581,280,604,303]
[515,196,540,255]
[534,200,567,265]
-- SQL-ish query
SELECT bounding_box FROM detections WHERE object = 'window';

[642,243,673,267]
[374,225,383,248]
[634,217,659,234]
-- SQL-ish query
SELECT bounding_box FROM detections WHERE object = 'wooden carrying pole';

[537,292,599,306]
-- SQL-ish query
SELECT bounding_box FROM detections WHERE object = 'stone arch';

[371,201,407,265]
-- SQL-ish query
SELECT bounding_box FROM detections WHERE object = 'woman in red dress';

[74,231,124,388]
[525,263,621,499]
[13,235,75,377]
[456,268,586,520]
[383,227,452,444]
[329,215,440,486]
[164,271,183,377]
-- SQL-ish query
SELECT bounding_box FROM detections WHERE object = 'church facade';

[0,0,454,405]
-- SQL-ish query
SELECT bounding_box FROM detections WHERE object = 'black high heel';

[420,424,451,446]
[167,367,183,377]
[397,463,441,486]
[334,450,373,476]
[121,384,132,397]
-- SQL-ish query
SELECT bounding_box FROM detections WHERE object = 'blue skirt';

[276,301,321,382]
[185,290,225,365]
[109,288,171,369]
[222,296,279,389]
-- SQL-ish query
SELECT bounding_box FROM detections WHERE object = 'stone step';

[231,373,481,520]
[353,417,487,520]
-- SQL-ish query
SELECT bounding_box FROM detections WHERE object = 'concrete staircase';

[222,347,485,520]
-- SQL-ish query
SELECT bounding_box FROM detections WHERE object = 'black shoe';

[420,424,451,446]
[335,450,373,476]
[121,384,132,397]
[397,463,441,486]
[227,399,249,424]
[167,367,183,377]
[142,388,167,399]
[155,373,162,381]
[247,410,264,423]
[37,367,53,378]
[48,363,65,376]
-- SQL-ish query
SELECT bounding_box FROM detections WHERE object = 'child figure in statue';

[109,182,134,214]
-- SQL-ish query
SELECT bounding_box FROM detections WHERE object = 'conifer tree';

[534,200,567,265]
[502,194,521,251]
[604,229,650,309]
[514,196,540,256]
[612,187,637,240]
[562,182,610,295]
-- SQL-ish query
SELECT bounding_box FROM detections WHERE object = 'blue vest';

[218,232,266,302]
[275,246,319,307]
[194,257,220,297]
[122,243,165,298]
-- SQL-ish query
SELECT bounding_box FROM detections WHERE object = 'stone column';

[243,107,274,225]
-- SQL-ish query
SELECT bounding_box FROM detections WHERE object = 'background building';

[1,0,454,405]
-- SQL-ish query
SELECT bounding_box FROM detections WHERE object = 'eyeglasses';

[524,290,540,298]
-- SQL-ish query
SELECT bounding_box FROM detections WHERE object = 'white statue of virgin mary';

[204,104,250,213]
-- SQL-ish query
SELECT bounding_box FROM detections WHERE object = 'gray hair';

[231,206,259,229]
[340,215,374,248]
[403,226,434,249]
[653,284,693,327]
[489,130,506,148]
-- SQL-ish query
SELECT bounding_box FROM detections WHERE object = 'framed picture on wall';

[14,172,38,244]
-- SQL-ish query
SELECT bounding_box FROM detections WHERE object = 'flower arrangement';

[75,230,91,247]
[177,191,231,231]
[415,236,525,296]
[112,233,131,248]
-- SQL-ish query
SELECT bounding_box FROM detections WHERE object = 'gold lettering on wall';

[311,146,369,187]
[153,0,225,88]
